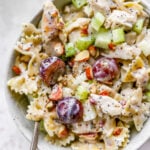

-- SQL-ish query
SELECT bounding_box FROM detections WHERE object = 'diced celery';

[75,36,95,50]
[72,0,87,9]
[76,85,89,102]
[112,28,125,44]
[91,12,105,31]
[95,28,112,49]
[88,80,93,84]
[146,92,150,102]
[146,82,150,90]
[60,55,68,61]
[40,120,46,133]
[133,18,144,34]
[65,43,76,57]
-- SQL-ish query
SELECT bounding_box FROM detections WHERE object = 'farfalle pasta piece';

[21,23,42,45]
[121,87,142,116]
[132,68,149,87]
[102,116,116,137]
[14,55,28,73]
[36,80,52,97]
[26,95,49,121]
[103,121,130,150]
[123,1,143,15]
[112,122,130,147]
[22,34,42,46]
[71,142,105,150]
[46,132,75,146]
[121,56,145,82]
[121,137,130,149]
[28,53,48,76]
[15,23,42,56]
[79,133,98,143]
[133,102,150,131]
[118,116,133,124]
[7,72,40,95]
[72,119,100,134]
[54,133,75,146]
[22,23,41,37]
[103,136,118,150]
[15,39,42,56]
[137,29,150,56]
[44,110,66,137]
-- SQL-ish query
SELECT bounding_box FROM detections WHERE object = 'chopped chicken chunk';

[41,1,64,42]
[105,10,137,30]
[91,94,122,116]
[102,43,141,60]
[65,18,90,33]
[43,39,64,56]
[89,0,116,16]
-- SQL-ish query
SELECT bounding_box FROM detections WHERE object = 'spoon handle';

[30,121,39,150]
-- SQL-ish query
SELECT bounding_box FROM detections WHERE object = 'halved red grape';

[40,56,65,85]
[92,57,119,83]
[56,97,83,124]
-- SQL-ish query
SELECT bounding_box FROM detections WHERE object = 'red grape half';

[56,97,83,124]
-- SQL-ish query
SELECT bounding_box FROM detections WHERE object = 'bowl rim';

[4,0,150,150]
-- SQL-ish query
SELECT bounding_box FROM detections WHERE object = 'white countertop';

[0,0,150,149]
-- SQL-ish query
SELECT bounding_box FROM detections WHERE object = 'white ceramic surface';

[3,0,150,150]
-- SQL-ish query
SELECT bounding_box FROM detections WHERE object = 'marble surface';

[0,0,150,149]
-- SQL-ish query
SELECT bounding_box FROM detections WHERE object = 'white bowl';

[5,0,150,150]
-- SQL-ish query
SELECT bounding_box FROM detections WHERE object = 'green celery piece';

[91,12,105,31]
[88,80,93,84]
[40,120,46,133]
[146,82,150,90]
[60,55,68,61]
[95,28,112,49]
[146,92,150,102]
[72,0,87,9]
[112,28,125,44]
[76,36,95,50]
[65,43,76,57]
[133,18,144,34]
[76,85,89,102]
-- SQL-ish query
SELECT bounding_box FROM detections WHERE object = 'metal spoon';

[30,122,39,150]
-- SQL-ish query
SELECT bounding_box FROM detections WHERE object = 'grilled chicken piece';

[41,1,64,42]
[125,32,137,45]
[89,0,116,16]
[102,43,141,60]
[43,39,64,56]
[91,94,122,116]
[105,10,137,30]
[65,18,90,34]
[69,29,82,44]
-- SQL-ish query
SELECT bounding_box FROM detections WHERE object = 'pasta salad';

[7,0,150,149]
